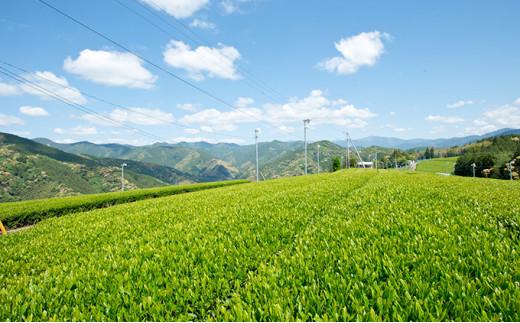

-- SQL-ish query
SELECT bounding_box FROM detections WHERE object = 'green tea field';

[1,170,518,321]
[416,157,458,174]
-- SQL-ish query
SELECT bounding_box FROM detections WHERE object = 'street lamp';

[255,128,260,182]
[303,119,310,175]
[121,163,127,191]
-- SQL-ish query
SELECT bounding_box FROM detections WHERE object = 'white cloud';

[464,120,498,135]
[482,105,520,128]
[235,97,254,108]
[464,98,520,135]
[56,138,76,144]
[383,123,408,133]
[72,126,97,136]
[19,106,48,117]
[177,103,198,111]
[447,100,475,109]
[140,0,208,19]
[180,107,262,132]
[0,114,24,126]
[20,71,86,104]
[54,126,97,136]
[264,89,376,127]
[220,0,251,14]
[109,108,174,125]
[277,125,295,133]
[190,18,216,30]
[80,107,174,126]
[221,0,238,14]
[163,40,241,80]
[389,111,396,116]
[170,136,244,144]
[425,115,465,124]
[64,49,157,89]
[0,83,20,96]
[184,128,200,134]
[318,31,389,75]
[180,90,376,132]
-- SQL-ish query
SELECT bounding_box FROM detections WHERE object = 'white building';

[357,161,374,168]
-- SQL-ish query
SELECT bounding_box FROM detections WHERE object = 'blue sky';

[1,0,519,145]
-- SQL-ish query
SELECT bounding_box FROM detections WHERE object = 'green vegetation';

[454,135,520,179]
[0,180,248,229]
[416,157,457,174]
[1,170,518,321]
[332,156,341,171]
[0,132,194,202]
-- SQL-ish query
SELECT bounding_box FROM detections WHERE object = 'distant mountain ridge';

[337,128,520,150]
[32,128,520,181]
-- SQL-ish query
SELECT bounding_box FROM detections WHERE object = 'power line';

[36,0,267,127]
[0,66,167,142]
[0,59,246,141]
[128,0,286,102]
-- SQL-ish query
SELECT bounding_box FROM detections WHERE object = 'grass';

[0,170,518,321]
[0,180,248,229]
[416,157,458,174]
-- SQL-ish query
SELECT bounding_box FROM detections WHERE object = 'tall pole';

[255,128,260,182]
[346,131,350,169]
[317,144,320,174]
[121,163,127,191]
[303,119,310,175]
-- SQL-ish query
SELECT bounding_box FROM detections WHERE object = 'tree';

[430,147,435,158]
[455,153,496,177]
[424,147,430,159]
[332,156,341,172]
[348,156,358,168]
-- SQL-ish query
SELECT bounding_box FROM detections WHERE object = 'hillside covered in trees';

[454,135,520,179]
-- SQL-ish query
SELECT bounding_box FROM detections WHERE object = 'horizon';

[1,1,520,145]
[4,126,518,148]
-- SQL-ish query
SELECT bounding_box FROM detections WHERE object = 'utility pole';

[471,162,476,178]
[375,151,378,170]
[121,162,127,191]
[303,119,310,175]
[346,131,350,169]
[255,128,260,182]
[317,144,320,174]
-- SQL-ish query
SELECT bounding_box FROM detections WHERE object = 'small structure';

[357,161,374,168]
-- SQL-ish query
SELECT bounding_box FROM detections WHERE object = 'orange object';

[0,220,6,235]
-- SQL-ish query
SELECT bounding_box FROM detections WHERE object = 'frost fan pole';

[346,131,350,169]
[121,162,127,191]
[255,128,260,182]
[303,119,310,175]
[317,144,320,174]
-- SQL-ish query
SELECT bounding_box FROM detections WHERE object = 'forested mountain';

[0,133,193,202]
[454,135,520,179]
